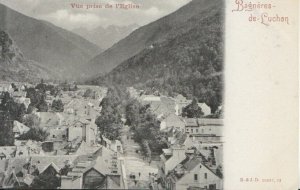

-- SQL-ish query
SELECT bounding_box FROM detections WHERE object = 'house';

[12,91,27,98]
[184,118,223,137]
[160,113,185,132]
[61,166,123,189]
[0,157,31,188]
[67,118,98,146]
[197,103,211,116]
[61,145,123,189]
[30,155,78,175]
[166,156,222,190]
[102,136,123,154]
[15,146,30,157]
[67,121,86,142]
[127,87,140,98]
[0,83,13,93]
[46,126,68,141]
[140,95,176,117]
[82,120,97,146]
[160,146,186,175]
[0,147,16,160]
[13,121,30,138]
[13,97,31,110]
[140,95,161,102]
[174,94,192,116]
[35,112,63,128]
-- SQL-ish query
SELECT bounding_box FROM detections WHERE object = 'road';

[119,125,159,189]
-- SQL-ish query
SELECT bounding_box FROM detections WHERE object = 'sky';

[0,0,191,30]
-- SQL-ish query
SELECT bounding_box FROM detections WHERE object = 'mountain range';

[0,0,224,110]
[72,24,139,50]
[0,3,101,79]
[84,0,223,79]
[90,0,224,111]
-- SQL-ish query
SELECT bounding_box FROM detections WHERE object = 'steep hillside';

[73,24,139,50]
[0,3,101,79]
[0,30,55,82]
[85,0,221,78]
[92,0,224,112]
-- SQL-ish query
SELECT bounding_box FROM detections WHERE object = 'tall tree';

[0,112,14,146]
[182,98,204,118]
[51,99,64,112]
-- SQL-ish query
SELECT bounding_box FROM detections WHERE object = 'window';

[186,128,189,132]
[196,129,199,133]
[194,174,198,181]
[204,173,207,179]
[191,129,193,133]
[52,135,56,138]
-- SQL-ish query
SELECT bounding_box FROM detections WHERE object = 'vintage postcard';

[0,0,298,189]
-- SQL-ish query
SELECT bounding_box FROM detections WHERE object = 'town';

[0,81,223,190]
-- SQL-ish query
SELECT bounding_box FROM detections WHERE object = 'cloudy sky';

[0,0,191,30]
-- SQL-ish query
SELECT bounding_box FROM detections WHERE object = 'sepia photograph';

[0,0,224,189]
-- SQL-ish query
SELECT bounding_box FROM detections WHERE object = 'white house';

[160,113,185,132]
[197,103,211,116]
[184,118,223,137]
[13,121,30,138]
[166,156,222,190]
[102,136,123,154]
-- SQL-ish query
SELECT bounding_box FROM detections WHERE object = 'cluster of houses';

[0,82,32,110]
[128,87,223,190]
[0,82,223,189]
[0,83,126,189]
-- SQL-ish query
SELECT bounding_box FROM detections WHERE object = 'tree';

[31,173,60,189]
[26,87,48,112]
[18,127,49,142]
[0,92,26,145]
[0,92,25,122]
[95,87,124,141]
[126,99,167,155]
[0,112,14,146]
[51,99,64,112]
[37,99,48,112]
[23,114,40,128]
[182,98,204,118]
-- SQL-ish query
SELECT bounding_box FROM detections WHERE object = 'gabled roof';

[31,155,78,173]
[13,121,30,134]
[168,155,221,182]
[39,162,61,174]
[0,146,16,158]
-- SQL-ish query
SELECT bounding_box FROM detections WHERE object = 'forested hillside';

[92,0,224,112]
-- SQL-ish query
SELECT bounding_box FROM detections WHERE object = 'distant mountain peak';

[72,24,140,50]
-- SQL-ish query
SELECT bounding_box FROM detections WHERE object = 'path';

[119,125,159,189]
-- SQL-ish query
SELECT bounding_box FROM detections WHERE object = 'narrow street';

[119,125,159,189]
